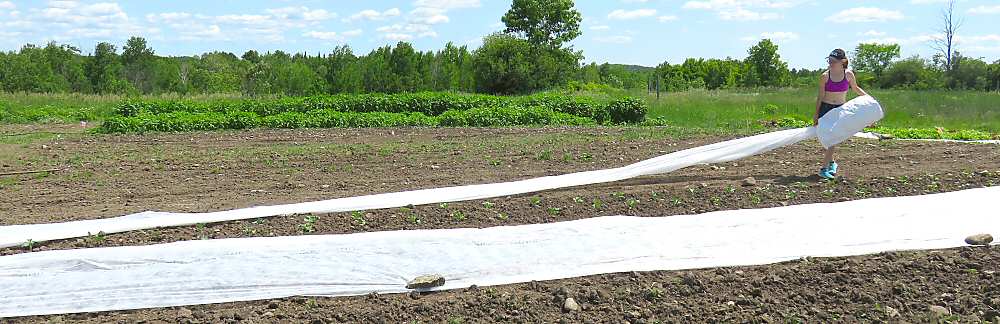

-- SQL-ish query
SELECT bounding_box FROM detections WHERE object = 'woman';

[815,48,868,180]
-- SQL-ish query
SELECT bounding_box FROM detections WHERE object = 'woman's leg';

[823,146,835,166]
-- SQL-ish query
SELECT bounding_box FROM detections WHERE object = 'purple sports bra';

[825,72,849,92]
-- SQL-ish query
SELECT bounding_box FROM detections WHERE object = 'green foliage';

[605,97,647,124]
[744,39,790,87]
[98,92,652,133]
[880,56,946,89]
[502,0,582,49]
[867,127,996,140]
[852,43,901,79]
[472,33,581,94]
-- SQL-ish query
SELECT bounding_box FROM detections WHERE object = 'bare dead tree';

[930,0,964,70]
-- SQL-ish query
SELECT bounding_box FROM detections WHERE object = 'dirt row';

[2,125,999,322]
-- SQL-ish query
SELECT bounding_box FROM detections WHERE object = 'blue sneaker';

[828,161,839,175]
[818,167,836,180]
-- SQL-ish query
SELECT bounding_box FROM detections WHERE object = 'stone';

[884,306,900,318]
[563,297,581,312]
[928,305,951,316]
[406,274,445,289]
[741,177,757,187]
[176,308,193,318]
[965,234,994,246]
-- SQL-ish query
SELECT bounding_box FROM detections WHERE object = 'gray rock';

[965,234,994,246]
[563,297,581,312]
[928,305,951,316]
[176,308,193,318]
[406,274,445,289]
[741,177,757,187]
[885,306,900,318]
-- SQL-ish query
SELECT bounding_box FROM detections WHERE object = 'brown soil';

[2,125,999,323]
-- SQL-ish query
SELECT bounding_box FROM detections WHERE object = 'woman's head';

[827,48,848,70]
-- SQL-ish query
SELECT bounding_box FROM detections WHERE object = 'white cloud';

[658,15,678,22]
[215,14,270,25]
[762,31,798,41]
[412,0,481,10]
[146,12,191,23]
[968,5,1000,15]
[720,8,779,20]
[377,23,434,34]
[267,6,337,21]
[594,35,633,44]
[0,1,14,10]
[860,30,886,37]
[608,9,657,20]
[910,0,947,4]
[826,7,904,23]
[683,0,798,21]
[47,1,79,9]
[410,7,449,24]
[742,31,799,42]
[348,8,401,21]
[965,34,1000,43]
[303,30,344,41]
[383,33,414,41]
[590,25,611,31]
[178,24,225,41]
[343,29,363,37]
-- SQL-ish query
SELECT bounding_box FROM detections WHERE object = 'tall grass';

[633,87,1000,132]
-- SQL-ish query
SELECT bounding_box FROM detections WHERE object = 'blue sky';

[1,0,999,69]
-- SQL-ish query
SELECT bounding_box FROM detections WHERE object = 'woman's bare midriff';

[822,91,848,105]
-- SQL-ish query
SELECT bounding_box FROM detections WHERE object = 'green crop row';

[112,92,647,125]
[96,106,596,134]
[866,127,997,141]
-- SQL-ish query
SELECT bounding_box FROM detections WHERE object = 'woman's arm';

[815,73,827,125]
[847,71,869,97]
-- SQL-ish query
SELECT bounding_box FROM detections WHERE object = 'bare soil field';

[2,125,998,323]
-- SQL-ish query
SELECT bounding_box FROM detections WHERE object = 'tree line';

[1,0,998,96]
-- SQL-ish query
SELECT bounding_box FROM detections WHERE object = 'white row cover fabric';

[2,186,997,318]
[0,95,883,248]
[0,127,816,248]
[817,95,884,149]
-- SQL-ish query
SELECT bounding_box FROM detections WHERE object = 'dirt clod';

[928,305,951,316]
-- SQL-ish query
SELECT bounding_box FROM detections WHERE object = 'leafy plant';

[451,211,466,221]
[301,215,320,232]
[530,197,542,207]
[626,198,639,209]
[547,207,562,216]
[592,198,604,210]
[350,211,366,227]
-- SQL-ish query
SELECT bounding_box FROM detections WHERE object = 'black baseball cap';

[827,49,847,60]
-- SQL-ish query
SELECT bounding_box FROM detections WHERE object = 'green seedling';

[350,211,366,227]
[592,198,604,210]
[301,215,320,232]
